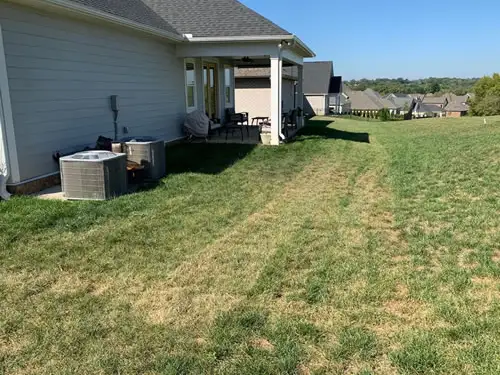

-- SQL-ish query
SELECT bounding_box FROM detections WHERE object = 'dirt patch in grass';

[468,277,500,312]
[383,299,428,321]
[133,286,241,327]
[471,276,497,286]
[391,255,410,264]
[492,251,500,263]
[0,336,30,357]
[420,221,453,236]
[458,248,479,270]
[250,338,275,352]
[297,363,311,375]
[354,166,405,248]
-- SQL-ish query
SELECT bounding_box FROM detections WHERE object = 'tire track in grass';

[132,157,347,328]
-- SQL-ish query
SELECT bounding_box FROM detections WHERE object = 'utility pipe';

[0,106,11,200]
[278,42,286,141]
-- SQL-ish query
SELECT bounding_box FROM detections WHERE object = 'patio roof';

[66,0,291,38]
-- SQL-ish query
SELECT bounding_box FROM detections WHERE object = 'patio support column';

[270,56,282,146]
[194,58,204,113]
[296,65,304,128]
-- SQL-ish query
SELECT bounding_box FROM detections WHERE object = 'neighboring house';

[408,93,425,101]
[384,94,416,116]
[413,102,444,118]
[343,87,384,116]
[234,67,297,121]
[422,95,449,109]
[303,61,334,116]
[444,100,469,117]
[364,89,400,114]
[0,0,314,194]
[344,87,399,116]
[329,78,350,115]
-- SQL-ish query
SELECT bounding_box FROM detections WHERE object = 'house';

[444,100,469,117]
[234,66,298,121]
[234,60,339,118]
[343,87,383,116]
[421,94,449,109]
[408,93,425,101]
[364,89,400,115]
[329,77,350,115]
[0,0,314,195]
[344,87,398,117]
[413,102,444,118]
[303,61,335,116]
[384,94,416,116]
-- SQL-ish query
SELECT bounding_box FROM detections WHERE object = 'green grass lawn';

[1,116,499,374]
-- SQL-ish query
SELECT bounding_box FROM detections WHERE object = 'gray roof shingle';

[415,103,443,113]
[67,0,179,34]
[445,101,469,112]
[422,95,448,105]
[67,0,291,38]
[234,66,298,80]
[303,61,333,94]
[346,90,384,110]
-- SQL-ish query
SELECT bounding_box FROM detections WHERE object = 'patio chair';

[221,112,245,141]
[225,108,250,137]
[281,109,298,138]
[287,109,298,129]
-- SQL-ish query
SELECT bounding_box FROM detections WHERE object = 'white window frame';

[224,65,233,108]
[184,59,197,113]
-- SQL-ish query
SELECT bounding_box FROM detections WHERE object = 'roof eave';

[18,0,315,56]
[21,0,185,42]
[187,34,315,58]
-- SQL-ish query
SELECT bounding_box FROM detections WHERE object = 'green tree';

[470,73,500,116]
[427,80,441,94]
[345,77,478,95]
[378,108,390,121]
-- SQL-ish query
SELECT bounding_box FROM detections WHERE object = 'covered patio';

[177,36,314,145]
[191,124,300,145]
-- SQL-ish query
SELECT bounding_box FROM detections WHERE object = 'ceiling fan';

[240,56,254,64]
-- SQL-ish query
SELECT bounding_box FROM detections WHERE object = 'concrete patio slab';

[34,185,66,201]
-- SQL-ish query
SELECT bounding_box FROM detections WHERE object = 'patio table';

[251,116,270,126]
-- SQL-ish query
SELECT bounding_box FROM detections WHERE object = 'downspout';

[0,106,11,200]
[278,42,286,141]
[0,25,10,200]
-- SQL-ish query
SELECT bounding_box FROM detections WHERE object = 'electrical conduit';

[0,98,11,201]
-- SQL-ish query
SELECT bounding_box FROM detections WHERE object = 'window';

[224,66,233,106]
[185,60,197,111]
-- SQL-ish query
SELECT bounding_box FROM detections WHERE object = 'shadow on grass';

[166,143,256,175]
[296,119,370,144]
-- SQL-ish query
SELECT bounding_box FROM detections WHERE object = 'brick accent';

[8,174,61,195]
[446,111,466,118]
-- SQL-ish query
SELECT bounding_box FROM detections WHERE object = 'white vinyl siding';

[0,2,186,183]
[305,95,328,116]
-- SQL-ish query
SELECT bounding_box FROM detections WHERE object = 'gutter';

[0,26,10,200]
[0,131,11,200]
[0,92,11,200]
[187,35,316,58]
[278,43,286,141]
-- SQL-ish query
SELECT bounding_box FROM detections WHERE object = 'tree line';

[346,77,479,96]
[470,74,500,116]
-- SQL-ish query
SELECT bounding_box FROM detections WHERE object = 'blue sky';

[241,0,500,80]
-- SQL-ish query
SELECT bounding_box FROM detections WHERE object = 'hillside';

[346,77,479,95]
